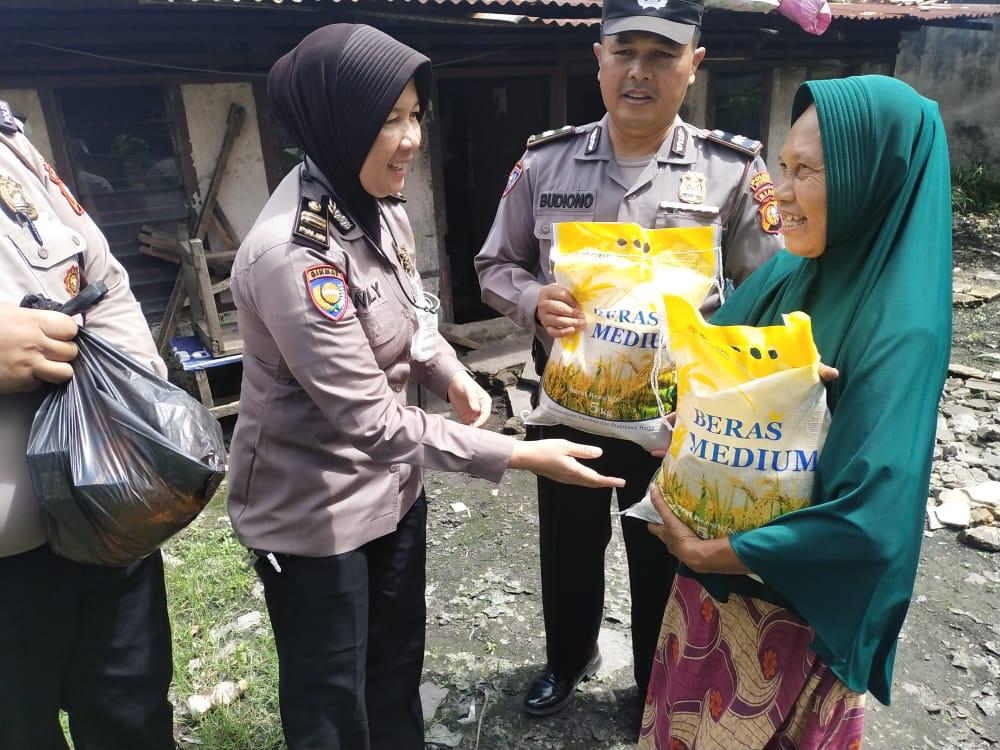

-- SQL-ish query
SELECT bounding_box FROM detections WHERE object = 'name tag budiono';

[537,190,596,211]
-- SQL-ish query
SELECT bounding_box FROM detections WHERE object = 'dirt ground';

[418,211,1000,750]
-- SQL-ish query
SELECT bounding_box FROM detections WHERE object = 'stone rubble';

[927,366,1000,549]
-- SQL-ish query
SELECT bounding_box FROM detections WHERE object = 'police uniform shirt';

[475,114,784,352]
[0,125,165,558]
[228,165,513,557]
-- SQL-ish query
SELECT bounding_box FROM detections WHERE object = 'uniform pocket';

[357,308,399,347]
[8,220,85,270]
[534,213,595,275]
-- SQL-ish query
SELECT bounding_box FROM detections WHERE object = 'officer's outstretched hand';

[0,302,78,393]
[509,439,625,489]
[536,283,586,339]
[447,370,492,428]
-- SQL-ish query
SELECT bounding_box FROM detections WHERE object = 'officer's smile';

[622,87,655,104]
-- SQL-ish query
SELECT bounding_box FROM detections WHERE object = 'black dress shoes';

[522,650,602,716]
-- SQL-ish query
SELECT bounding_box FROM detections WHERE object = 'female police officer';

[228,24,624,750]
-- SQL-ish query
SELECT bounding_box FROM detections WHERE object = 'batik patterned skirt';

[639,575,866,750]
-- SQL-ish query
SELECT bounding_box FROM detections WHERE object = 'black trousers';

[255,495,427,750]
[0,544,175,750]
[531,423,677,698]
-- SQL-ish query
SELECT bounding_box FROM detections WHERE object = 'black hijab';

[267,24,431,245]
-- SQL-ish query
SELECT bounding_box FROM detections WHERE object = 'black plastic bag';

[23,283,226,566]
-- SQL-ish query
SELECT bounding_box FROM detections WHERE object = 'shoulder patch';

[702,129,763,157]
[502,161,523,198]
[526,125,576,149]
[304,264,349,321]
[293,197,329,249]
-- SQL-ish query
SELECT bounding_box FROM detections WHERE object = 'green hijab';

[693,75,952,705]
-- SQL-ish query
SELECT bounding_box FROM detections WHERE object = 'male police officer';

[0,104,175,750]
[475,0,782,716]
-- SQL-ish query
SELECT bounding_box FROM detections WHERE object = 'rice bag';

[627,295,829,537]
[526,222,718,450]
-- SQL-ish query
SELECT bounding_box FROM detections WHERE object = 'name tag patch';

[304,265,348,321]
[351,279,385,312]
[537,190,596,211]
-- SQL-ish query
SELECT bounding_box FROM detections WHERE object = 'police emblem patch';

[678,172,707,204]
[502,161,523,198]
[759,199,782,234]
[64,264,81,297]
[304,264,349,321]
[749,170,773,194]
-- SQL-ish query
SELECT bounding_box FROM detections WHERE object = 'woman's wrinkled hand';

[447,370,492,428]
[646,484,702,562]
[509,439,625,489]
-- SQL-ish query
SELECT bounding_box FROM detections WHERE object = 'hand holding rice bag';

[526,222,718,450]
[628,295,829,537]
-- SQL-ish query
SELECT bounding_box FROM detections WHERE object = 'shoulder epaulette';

[0,100,22,134]
[701,128,763,158]
[526,125,576,149]
[292,196,329,249]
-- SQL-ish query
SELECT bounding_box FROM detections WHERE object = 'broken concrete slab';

[462,334,533,375]
[959,526,1000,552]
[950,363,989,380]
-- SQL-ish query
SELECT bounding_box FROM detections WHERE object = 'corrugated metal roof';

[514,1,1000,24]
[162,0,599,7]
[831,2,1000,20]
[163,0,1000,21]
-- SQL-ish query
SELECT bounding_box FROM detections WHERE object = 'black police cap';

[602,0,704,45]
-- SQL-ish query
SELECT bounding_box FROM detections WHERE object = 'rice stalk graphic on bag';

[527,222,718,450]
[628,295,830,538]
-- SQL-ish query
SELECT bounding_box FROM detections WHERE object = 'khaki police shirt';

[228,165,513,557]
[475,115,783,353]
[0,127,165,558]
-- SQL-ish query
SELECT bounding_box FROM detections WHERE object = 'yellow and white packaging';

[627,296,830,537]
[526,222,718,450]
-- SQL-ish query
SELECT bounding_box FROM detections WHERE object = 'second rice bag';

[628,295,830,537]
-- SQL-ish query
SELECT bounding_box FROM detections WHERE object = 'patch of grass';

[163,496,285,750]
[542,355,676,421]
[952,166,1000,214]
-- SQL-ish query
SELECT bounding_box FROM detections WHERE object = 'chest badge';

[678,172,707,205]
[395,243,417,278]
[304,264,349,322]
[0,174,38,221]
[64,264,81,297]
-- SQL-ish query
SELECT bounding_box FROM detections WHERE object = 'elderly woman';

[640,75,952,749]
[228,24,624,750]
